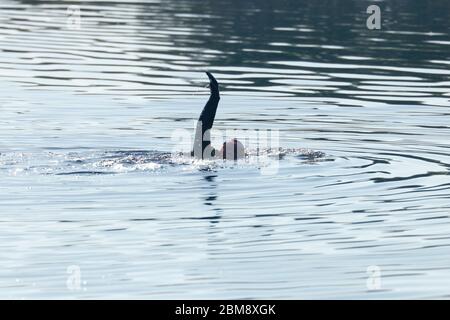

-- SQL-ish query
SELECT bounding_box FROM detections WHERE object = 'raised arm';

[192,72,220,159]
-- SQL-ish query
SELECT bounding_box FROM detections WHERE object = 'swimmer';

[192,72,244,160]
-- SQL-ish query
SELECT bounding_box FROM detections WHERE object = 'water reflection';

[1,0,449,100]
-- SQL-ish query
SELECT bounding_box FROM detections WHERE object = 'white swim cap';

[219,139,245,160]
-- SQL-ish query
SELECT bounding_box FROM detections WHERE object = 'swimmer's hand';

[206,72,219,93]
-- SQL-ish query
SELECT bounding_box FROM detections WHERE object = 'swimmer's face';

[219,139,245,160]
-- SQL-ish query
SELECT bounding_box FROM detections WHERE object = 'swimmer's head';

[219,138,245,160]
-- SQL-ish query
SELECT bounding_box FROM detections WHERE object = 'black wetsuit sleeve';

[192,72,220,159]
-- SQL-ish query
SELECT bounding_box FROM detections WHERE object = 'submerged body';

[192,72,244,160]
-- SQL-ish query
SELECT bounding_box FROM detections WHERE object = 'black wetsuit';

[192,72,220,159]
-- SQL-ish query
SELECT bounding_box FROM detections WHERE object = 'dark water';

[1,0,450,298]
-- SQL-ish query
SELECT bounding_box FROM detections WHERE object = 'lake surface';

[1,0,450,299]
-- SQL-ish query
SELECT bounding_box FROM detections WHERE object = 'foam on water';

[0,148,327,176]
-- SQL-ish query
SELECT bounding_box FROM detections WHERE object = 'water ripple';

[1,0,450,299]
